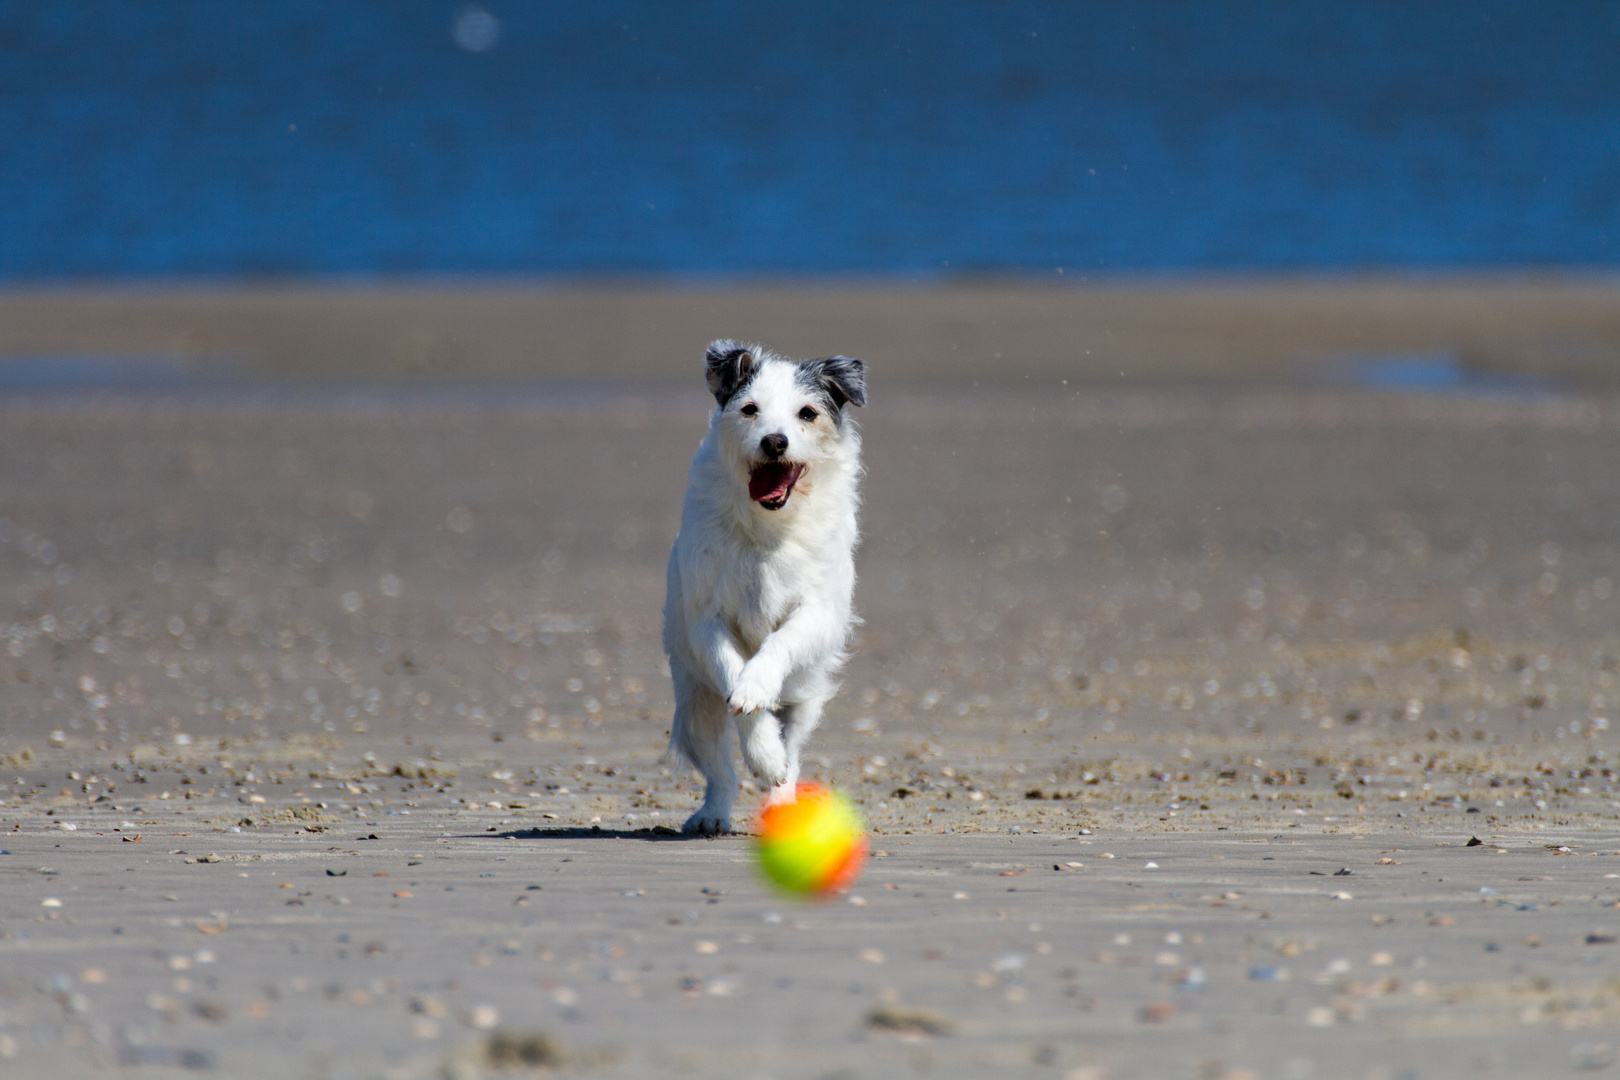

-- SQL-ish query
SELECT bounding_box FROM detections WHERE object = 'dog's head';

[704,340,866,512]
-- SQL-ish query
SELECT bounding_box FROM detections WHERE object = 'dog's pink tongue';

[749,463,795,503]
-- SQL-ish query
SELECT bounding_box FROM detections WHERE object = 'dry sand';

[2,350,1620,1076]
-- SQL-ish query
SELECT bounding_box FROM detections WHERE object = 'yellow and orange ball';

[754,781,867,896]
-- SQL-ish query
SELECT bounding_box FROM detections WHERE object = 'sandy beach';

[3,287,1620,1077]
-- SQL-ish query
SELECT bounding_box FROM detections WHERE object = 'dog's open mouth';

[748,462,805,510]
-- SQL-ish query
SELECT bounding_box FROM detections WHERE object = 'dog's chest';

[717,545,811,649]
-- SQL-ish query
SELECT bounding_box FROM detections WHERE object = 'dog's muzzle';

[748,461,805,510]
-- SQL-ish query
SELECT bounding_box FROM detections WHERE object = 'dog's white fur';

[663,340,866,833]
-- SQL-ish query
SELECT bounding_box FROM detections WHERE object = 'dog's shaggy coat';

[663,341,866,833]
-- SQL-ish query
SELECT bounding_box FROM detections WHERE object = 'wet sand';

[2,375,1620,1078]
[5,277,1620,385]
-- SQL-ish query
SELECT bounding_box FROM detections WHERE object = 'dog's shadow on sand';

[472,825,736,842]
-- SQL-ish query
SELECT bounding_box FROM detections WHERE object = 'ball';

[754,781,867,897]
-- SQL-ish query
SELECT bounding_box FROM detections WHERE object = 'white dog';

[663,340,867,834]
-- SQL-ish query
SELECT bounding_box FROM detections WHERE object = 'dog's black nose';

[759,433,788,459]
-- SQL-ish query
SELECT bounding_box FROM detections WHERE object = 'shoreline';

[3,276,1620,386]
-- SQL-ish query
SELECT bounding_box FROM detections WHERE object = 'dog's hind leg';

[671,675,737,834]
[762,696,827,806]
[736,710,788,789]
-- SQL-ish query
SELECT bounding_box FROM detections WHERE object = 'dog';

[662,340,867,834]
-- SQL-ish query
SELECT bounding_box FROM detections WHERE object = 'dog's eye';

[739,402,758,417]
[798,406,818,422]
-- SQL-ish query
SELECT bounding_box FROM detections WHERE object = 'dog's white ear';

[800,355,866,409]
[705,340,758,406]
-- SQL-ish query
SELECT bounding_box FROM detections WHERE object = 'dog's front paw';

[741,724,788,788]
[726,667,780,716]
[681,809,733,835]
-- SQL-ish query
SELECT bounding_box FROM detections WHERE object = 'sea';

[2,1,1619,278]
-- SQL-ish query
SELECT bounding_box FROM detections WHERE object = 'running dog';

[663,340,867,833]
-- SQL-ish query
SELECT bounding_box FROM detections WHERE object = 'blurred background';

[7,0,1620,277]
[3,0,1620,384]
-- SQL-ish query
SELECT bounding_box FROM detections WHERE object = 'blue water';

[3,2,1619,278]
[1309,353,1557,399]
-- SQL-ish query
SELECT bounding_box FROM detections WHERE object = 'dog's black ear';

[799,355,866,410]
[705,340,758,406]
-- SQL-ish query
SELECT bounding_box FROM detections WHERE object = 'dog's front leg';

[686,614,789,798]
[734,710,788,788]
[726,605,839,716]
[761,696,825,806]
[687,615,748,700]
